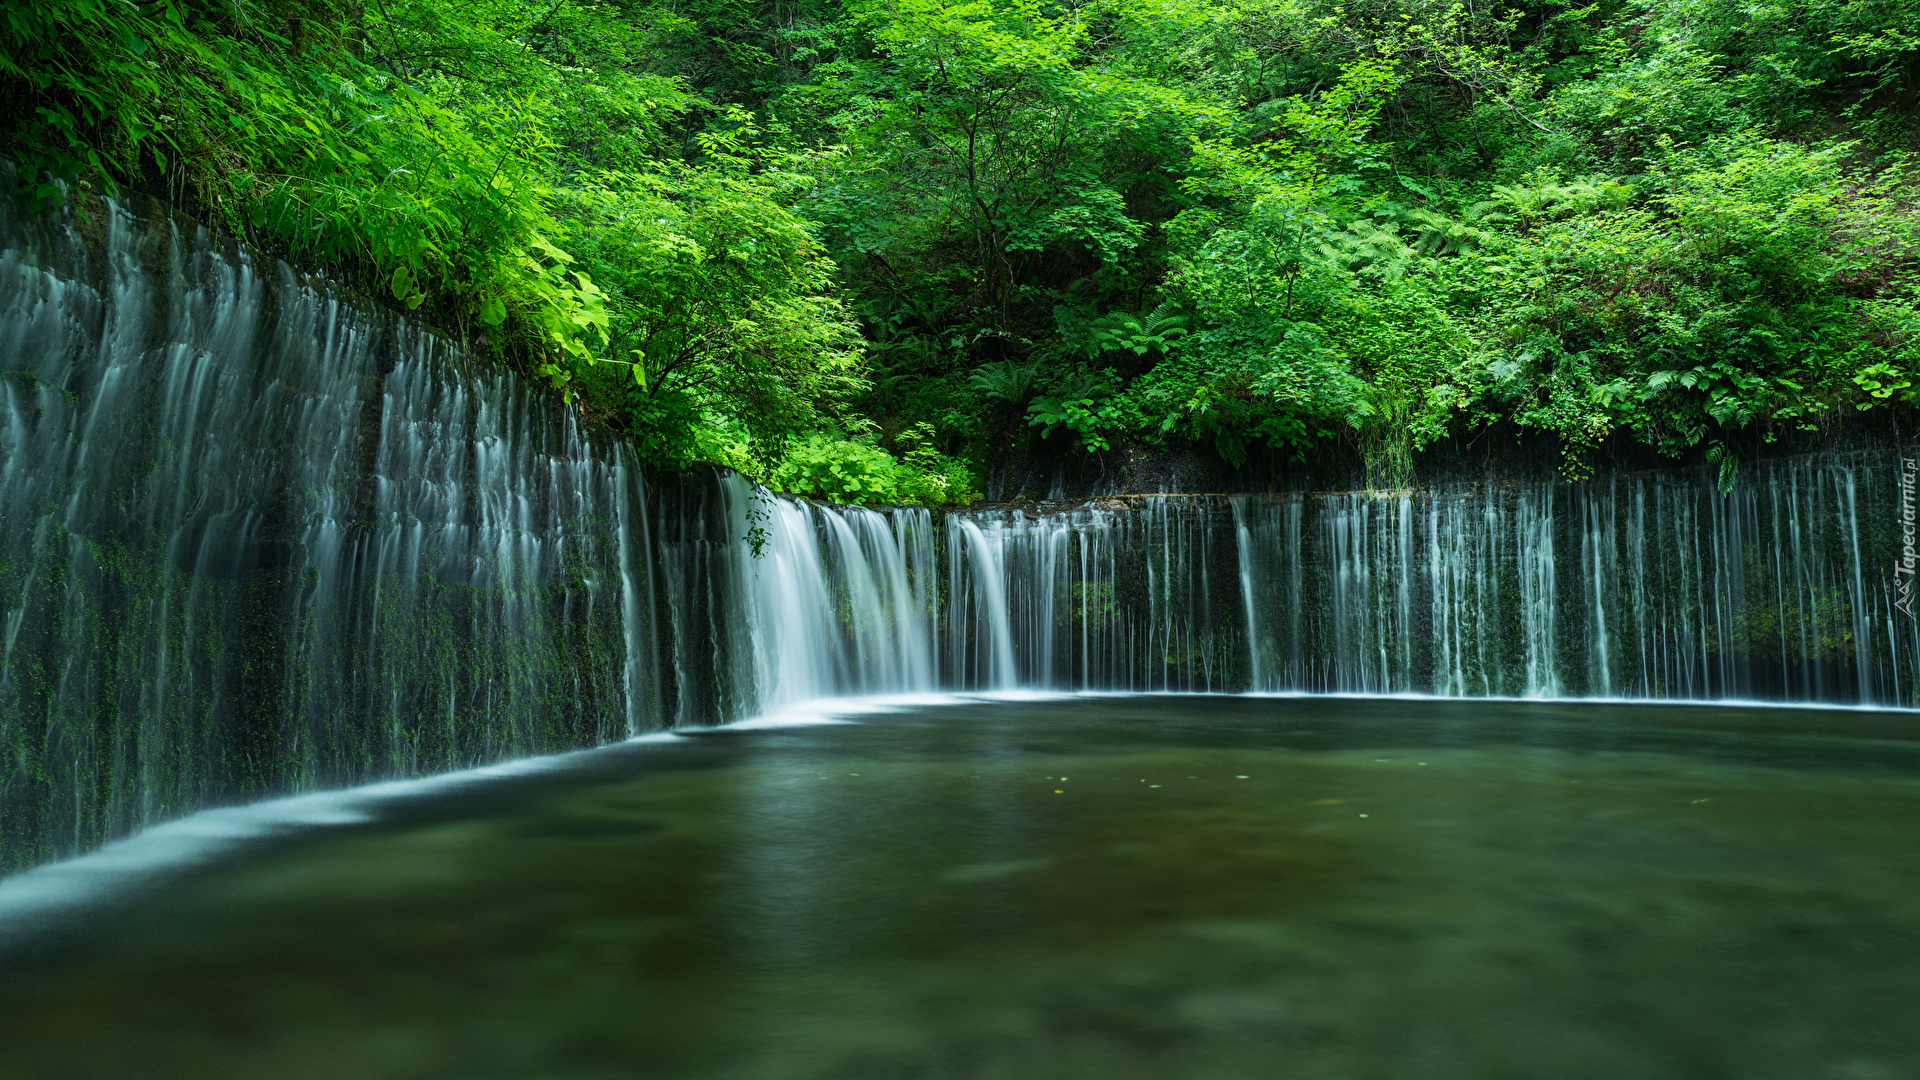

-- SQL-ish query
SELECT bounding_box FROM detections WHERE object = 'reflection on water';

[2,695,1919,1080]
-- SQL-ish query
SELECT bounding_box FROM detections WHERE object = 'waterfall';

[1229,498,1265,691]
[942,501,1236,692]
[0,196,652,867]
[0,194,944,869]
[1224,473,1920,702]
[4,191,1919,874]
[948,518,1017,689]
[719,472,936,708]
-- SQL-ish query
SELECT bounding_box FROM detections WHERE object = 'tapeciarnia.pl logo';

[1900,456,1918,618]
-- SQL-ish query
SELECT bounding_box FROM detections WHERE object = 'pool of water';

[3,695,1919,1080]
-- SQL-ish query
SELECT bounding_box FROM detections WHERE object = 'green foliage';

[768,426,980,506]
[0,0,859,476]
[1027,368,1124,448]
[1444,136,1920,477]
[1077,303,1191,359]
[555,152,865,460]
[9,0,1920,496]
[0,0,630,397]
[968,360,1042,404]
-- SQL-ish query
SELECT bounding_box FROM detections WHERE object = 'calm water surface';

[2,695,1918,1080]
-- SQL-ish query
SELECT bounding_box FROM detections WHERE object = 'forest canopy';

[5,0,1918,500]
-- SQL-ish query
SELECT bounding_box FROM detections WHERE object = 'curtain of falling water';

[5,191,1920,876]
[1229,472,1920,702]
[719,471,936,709]
[970,478,1919,705]
[942,500,1238,692]
[0,195,951,871]
[0,196,657,869]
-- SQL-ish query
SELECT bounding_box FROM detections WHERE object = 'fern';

[969,360,1042,403]
[1320,219,1416,275]
[1485,176,1637,226]
[1399,207,1498,256]
[1084,301,1190,358]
